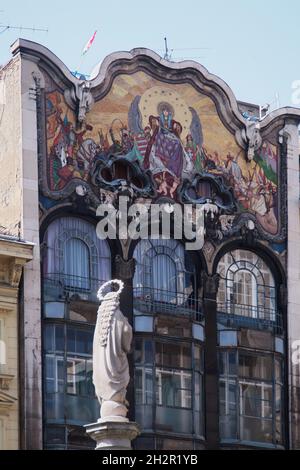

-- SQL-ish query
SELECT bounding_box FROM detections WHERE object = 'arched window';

[43,216,111,298]
[217,249,276,326]
[133,238,196,306]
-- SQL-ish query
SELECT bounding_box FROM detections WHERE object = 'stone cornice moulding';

[0,239,34,261]
[11,38,300,151]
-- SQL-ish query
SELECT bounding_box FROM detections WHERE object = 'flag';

[82,31,97,55]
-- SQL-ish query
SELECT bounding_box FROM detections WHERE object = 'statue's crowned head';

[97,280,124,346]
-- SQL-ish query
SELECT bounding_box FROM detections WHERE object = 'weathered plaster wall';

[0,58,22,235]
[0,54,43,449]
[18,58,43,450]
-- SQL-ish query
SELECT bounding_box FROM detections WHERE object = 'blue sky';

[1,0,299,109]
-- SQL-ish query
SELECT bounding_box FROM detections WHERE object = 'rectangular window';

[219,350,283,445]
[155,342,191,369]
[156,368,192,409]
[239,353,273,381]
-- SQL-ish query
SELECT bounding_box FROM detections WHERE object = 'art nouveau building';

[0,39,300,450]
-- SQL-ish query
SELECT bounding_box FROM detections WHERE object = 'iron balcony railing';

[133,286,203,321]
[43,273,106,304]
[217,301,282,334]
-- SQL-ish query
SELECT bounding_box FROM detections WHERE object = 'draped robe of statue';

[92,288,132,410]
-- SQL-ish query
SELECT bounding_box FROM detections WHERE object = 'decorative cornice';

[8,258,26,288]
[115,255,135,280]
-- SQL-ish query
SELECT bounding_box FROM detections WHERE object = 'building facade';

[1,39,300,449]
[0,231,33,449]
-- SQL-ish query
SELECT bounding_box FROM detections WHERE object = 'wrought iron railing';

[43,273,106,304]
[133,286,203,321]
[217,301,282,333]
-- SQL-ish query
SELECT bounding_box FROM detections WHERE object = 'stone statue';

[93,279,132,421]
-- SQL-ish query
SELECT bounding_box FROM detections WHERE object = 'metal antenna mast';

[163,37,172,61]
[0,10,48,34]
[0,24,48,34]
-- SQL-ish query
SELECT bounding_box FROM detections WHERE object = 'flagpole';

[75,30,98,79]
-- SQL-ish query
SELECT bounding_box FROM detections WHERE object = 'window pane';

[240,417,273,443]
[239,353,272,381]
[135,316,153,332]
[64,238,90,289]
[275,357,283,383]
[156,316,191,338]
[76,329,93,355]
[156,342,191,369]
[44,302,65,319]
[134,339,142,364]
[67,327,76,354]
[194,345,203,372]
[44,325,54,352]
[144,340,153,365]
[152,254,176,297]
[228,351,237,376]
[55,325,64,352]
[45,355,55,393]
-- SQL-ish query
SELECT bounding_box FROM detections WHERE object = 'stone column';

[202,272,220,450]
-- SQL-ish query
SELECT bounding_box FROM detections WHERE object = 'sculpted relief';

[43,70,280,238]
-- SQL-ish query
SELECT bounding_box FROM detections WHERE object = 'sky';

[0,0,300,110]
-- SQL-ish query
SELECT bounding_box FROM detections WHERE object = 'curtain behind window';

[43,217,111,284]
[64,238,90,289]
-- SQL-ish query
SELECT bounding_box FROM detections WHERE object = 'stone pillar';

[202,272,220,450]
[85,419,140,450]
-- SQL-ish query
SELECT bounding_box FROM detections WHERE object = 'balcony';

[217,301,282,334]
[43,273,105,304]
[133,287,203,322]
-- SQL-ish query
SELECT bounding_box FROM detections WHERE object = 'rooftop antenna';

[163,37,172,61]
[0,24,48,34]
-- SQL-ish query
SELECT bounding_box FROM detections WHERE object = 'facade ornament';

[9,259,25,288]
[119,238,132,261]
[241,121,262,162]
[64,80,94,125]
[93,280,132,421]
[115,255,135,280]
[202,241,216,263]
[90,155,156,201]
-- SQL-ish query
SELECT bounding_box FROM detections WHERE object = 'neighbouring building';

[0,230,33,449]
[1,38,300,450]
